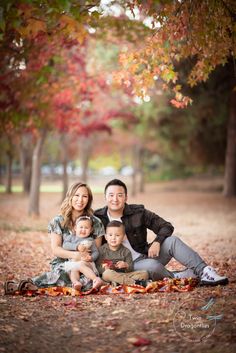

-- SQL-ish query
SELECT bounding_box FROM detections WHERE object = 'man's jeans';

[133,235,207,280]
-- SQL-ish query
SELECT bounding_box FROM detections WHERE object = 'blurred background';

[0,0,235,217]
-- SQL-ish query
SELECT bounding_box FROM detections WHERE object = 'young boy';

[96,220,148,285]
[63,216,104,290]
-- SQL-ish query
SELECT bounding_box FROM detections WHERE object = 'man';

[94,179,228,286]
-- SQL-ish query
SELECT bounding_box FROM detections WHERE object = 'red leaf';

[128,337,152,346]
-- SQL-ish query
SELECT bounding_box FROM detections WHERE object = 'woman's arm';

[91,242,99,262]
[95,236,103,248]
[50,232,81,260]
[92,216,105,248]
[95,248,106,275]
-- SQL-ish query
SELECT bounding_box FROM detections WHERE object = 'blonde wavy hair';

[60,182,93,229]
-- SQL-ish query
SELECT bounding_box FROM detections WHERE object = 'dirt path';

[0,178,236,353]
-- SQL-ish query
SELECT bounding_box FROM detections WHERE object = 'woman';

[4,182,105,294]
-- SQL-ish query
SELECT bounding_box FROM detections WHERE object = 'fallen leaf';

[127,337,152,346]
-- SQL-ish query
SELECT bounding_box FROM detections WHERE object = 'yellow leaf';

[174,84,182,91]
[19,19,46,39]
[59,15,78,30]
[175,92,183,101]
[59,15,87,44]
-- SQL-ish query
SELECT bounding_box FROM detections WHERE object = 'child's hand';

[102,263,110,270]
[81,253,92,262]
[102,260,115,270]
[115,261,128,269]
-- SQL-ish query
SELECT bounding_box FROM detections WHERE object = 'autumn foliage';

[118,0,235,108]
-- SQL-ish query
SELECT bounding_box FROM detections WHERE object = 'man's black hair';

[104,179,127,195]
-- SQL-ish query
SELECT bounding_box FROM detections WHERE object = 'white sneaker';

[173,268,198,279]
[200,266,228,286]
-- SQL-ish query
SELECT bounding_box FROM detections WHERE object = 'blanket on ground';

[9,278,199,296]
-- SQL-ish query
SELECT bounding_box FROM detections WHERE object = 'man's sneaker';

[200,266,228,286]
[173,268,198,279]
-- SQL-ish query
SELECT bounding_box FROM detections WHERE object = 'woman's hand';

[148,241,160,258]
[95,236,103,248]
[102,263,110,270]
[51,233,82,260]
[72,252,82,261]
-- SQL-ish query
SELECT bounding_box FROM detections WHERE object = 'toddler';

[63,216,104,290]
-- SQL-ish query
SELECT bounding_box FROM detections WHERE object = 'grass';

[0,222,45,232]
[0,184,104,193]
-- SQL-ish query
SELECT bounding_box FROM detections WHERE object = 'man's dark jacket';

[94,204,174,255]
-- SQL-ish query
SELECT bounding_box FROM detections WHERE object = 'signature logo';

[173,297,223,342]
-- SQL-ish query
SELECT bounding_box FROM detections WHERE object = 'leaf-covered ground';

[0,177,236,353]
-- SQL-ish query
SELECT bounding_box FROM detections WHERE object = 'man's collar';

[123,203,133,215]
[95,206,108,216]
[107,203,134,217]
[107,210,122,221]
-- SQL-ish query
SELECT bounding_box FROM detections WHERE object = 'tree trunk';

[131,144,139,197]
[139,166,145,193]
[5,149,13,194]
[28,129,47,216]
[20,134,33,194]
[131,143,145,196]
[79,136,92,183]
[131,171,137,197]
[5,136,14,194]
[0,164,3,185]
[138,147,145,193]
[60,133,69,201]
[223,81,236,197]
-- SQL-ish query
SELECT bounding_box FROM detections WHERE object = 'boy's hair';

[104,179,127,196]
[76,216,93,226]
[106,220,125,232]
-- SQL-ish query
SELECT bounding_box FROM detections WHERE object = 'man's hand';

[102,263,110,270]
[148,241,160,258]
[115,261,129,269]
